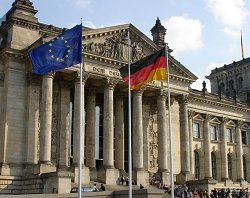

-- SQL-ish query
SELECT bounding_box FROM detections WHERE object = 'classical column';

[204,114,212,179]
[156,89,169,184]
[220,117,229,180]
[26,74,40,165]
[57,81,70,169]
[235,120,244,181]
[114,92,124,171]
[176,95,190,177]
[103,78,117,168]
[132,88,144,171]
[72,72,90,184]
[39,72,54,164]
[188,110,196,175]
[97,78,119,185]
[86,89,96,170]
[73,72,88,166]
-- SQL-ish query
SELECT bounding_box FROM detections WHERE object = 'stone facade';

[0,0,250,195]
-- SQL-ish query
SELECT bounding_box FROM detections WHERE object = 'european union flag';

[29,24,82,74]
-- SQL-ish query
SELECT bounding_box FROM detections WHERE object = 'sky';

[1,0,250,91]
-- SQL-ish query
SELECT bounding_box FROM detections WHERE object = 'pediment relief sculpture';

[83,32,146,63]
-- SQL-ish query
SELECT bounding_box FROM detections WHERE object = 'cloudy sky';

[1,0,250,91]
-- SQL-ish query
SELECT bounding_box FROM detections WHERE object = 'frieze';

[83,32,145,63]
[85,64,121,78]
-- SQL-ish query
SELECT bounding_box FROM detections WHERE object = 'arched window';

[238,77,243,89]
[228,154,232,180]
[243,156,247,180]
[194,151,200,180]
[211,152,217,180]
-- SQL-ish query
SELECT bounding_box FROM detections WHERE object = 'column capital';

[188,110,196,119]
[236,120,244,128]
[74,71,89,85]
[176,94,189,105]
[133,87,145,96]
[104,77,117,90]
[221,117,229,125]
[204,114,213,122]
[43,72,55,78]
[158,89,167,101]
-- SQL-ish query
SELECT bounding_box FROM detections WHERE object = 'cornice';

[188,94,249,112]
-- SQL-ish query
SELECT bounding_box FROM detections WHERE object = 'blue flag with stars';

[29,24,82,74]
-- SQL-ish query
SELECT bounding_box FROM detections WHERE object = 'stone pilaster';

[188,110,196,175]
[204,114,213,179]
[176,94,194,184]
[72,72,90,184]
[132,88,149,186]
[26,73,40,165]
[114,92,124,171]
[235,120,244,181]
[98,78,119,185]
[57,81,71,170]
[156,89,170,184]
[39,72,54,164]
[86,88,97,179]
[220,117,229,181]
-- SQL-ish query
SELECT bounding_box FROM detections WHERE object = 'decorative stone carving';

[74,71,89,85]
[105,77,117,90]
[83,32,145,63]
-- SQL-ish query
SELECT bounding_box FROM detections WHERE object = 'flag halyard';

[29,24,82,74]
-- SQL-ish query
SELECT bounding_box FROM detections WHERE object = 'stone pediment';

[82,24,197,83]
[82,24,158,65]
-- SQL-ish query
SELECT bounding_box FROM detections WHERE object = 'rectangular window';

[193,123,200,138]
[242,131,247,145]
[227,128,233,143]
[211,125,217,141]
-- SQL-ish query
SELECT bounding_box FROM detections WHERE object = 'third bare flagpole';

[165,43,174,198]
[128,29,133,198]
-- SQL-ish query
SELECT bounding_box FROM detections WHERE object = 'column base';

[132,169,149,187]
[0,163,24,176]
[237,179,248,187]
[41,170,72,194]
[176,172,195,184]
[222,178,233,186]
[72,166,90,185]
[89,167,97,181]
[97,167,120,185]
[155,169,170,185]
[33,163,56,175]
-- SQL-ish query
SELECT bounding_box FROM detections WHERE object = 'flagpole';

[241,30,244,60]
[78,19,83,198]
[165,43,174,198]
[128,30,133,198]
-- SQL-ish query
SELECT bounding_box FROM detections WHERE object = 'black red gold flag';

[119,47,166,90]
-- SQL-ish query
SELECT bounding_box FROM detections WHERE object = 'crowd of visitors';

[150,175,250,198]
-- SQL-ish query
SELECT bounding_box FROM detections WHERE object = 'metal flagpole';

[78,19,83,198]
[165,43,174,198]
[128,30,133,198]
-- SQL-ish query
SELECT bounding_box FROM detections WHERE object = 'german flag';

[119,47,166,90]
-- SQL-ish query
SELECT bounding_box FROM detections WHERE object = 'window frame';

[193,122,201,139]
[210,125,217,141]
[227,128,233,143]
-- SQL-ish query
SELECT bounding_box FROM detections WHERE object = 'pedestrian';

[121,174,124,185]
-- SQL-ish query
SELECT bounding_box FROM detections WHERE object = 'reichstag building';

[0,0,250,194]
